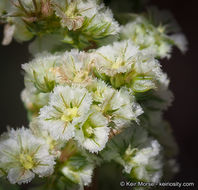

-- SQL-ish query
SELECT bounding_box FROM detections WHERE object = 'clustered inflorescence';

[0,0,187,189]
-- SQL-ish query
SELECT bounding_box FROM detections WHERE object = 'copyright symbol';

[120,181,125,187]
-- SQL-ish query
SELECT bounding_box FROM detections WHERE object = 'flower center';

[112,57,125,69]
[73,71,89,83]
[83,123,94,138]
[93,89,104,101]
[19,154,34,170]
[61,107,79,122]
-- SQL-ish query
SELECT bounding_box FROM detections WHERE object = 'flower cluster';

[120,7,187,59]
[21,47,145,154]
[0,40,179,188]
[0,1,187,189]
[93,40,164,91]
[0,0,120,52]
[101,126,163,183]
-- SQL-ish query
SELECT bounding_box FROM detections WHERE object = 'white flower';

[94,40,138,76]
[53,5,83,31]
[87,80,143,128]
[101,88,143,127]
[130,52,164,92]
[133,53,162,79]
[87,79,114,104]
[84,7,120,36]
[124,140,162,183]
[52,0,120,36]
[39,85,92,140]
[62,161,93,188]
[30,118,65,157]
[77,0,100,18]
[101,126,163,183]
[59,142,94,187]
[120,10,187,59]
[75,110,109,153]
[52,0,99,30]
[0,127,55,184]
[170,33,188,53]
[93,40,164,91]
[55,49,94,86]
[22,53,61,93]
[120,17,171,58]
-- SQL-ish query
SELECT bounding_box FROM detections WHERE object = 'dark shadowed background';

[0,0,197,189]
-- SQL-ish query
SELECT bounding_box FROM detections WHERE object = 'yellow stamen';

[19,154,34,170]
[112,57,124,69]
[61,107,79,122]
